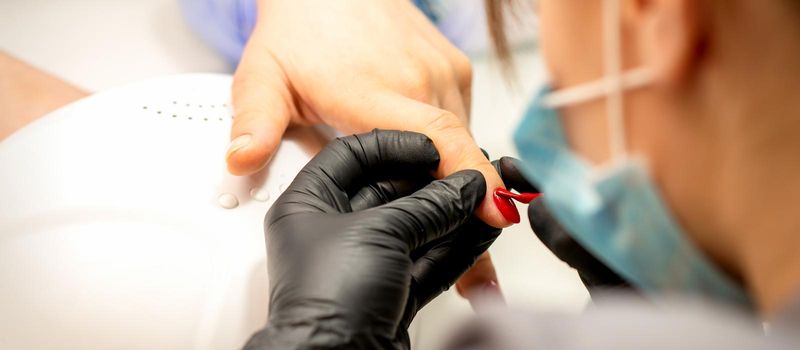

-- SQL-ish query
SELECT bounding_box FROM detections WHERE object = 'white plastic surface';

[0,74,341,349]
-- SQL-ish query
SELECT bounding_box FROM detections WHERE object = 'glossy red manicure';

[495,188,541,204]
[493,190,520,224]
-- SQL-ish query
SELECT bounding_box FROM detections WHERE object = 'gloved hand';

[492,157,630,292]
[245,130,501,350]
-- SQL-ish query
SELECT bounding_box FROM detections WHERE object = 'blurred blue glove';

[180,0,258,65]
[180,0,504,66]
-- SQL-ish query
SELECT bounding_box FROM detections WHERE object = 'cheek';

[538,0,604,88]
[538,0,610,163]
[560,101,612,164]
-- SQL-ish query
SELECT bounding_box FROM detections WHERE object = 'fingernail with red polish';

[495,188,542,204]
[493,189,520,224]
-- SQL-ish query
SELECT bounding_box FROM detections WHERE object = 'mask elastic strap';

[541,67,654,109]
[604,0,625,161]
[542,0,656,164]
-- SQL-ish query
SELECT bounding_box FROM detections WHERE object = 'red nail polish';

[495,188,541,204]
[493,190,520,224]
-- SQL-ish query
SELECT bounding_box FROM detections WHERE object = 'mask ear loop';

[604,0,626,162]
[542,68,653,109]
[540,0,656,163]
[540,0,655,116]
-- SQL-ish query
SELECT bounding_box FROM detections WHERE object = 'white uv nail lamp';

[0,74,422,349]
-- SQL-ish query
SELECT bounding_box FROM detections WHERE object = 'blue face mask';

[513,87,752,307]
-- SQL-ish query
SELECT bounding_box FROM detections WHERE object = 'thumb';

[228,35,294,175]
[376,170,486,251]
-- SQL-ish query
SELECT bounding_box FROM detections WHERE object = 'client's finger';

[228,29,295,175]
[454,252,503,308]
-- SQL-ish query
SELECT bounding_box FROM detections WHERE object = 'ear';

[625,0,708,86]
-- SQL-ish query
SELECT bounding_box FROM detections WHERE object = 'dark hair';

[485,0,514,63]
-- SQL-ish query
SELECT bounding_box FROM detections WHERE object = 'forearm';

[0,52,87,140]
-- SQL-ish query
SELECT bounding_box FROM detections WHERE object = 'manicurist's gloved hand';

[493,157,630,293]
[244,130,501,350]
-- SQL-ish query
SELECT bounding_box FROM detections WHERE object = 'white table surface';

[0,1,588,348]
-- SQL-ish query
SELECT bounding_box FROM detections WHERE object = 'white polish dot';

[250,187,270,202]
[217,193,239,209]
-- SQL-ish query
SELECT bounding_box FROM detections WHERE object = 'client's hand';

[245,130,501,350]
[227,0,509,228]
[230,0,510,302]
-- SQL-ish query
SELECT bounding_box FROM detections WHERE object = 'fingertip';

[479,169,515,228]
[455,254,505,310]
[497,156,518,173]
[452,169,487,201]
[444,152,513,228]
[455,256,497,296]
[478,197,515,228]
[226,131,279,176]
[375,129,442,170]
[229,49,293,176]
[438,170,487,217]
[526,197,550,229]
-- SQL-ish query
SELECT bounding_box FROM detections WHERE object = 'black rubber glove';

[244,130,501,350]
[492,157,630,292]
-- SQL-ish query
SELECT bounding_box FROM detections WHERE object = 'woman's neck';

[722,114,800,316]
[705,9,800,312]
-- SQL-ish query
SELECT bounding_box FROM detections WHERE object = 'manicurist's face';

[533,0,743,271]
[537,0,610,164]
